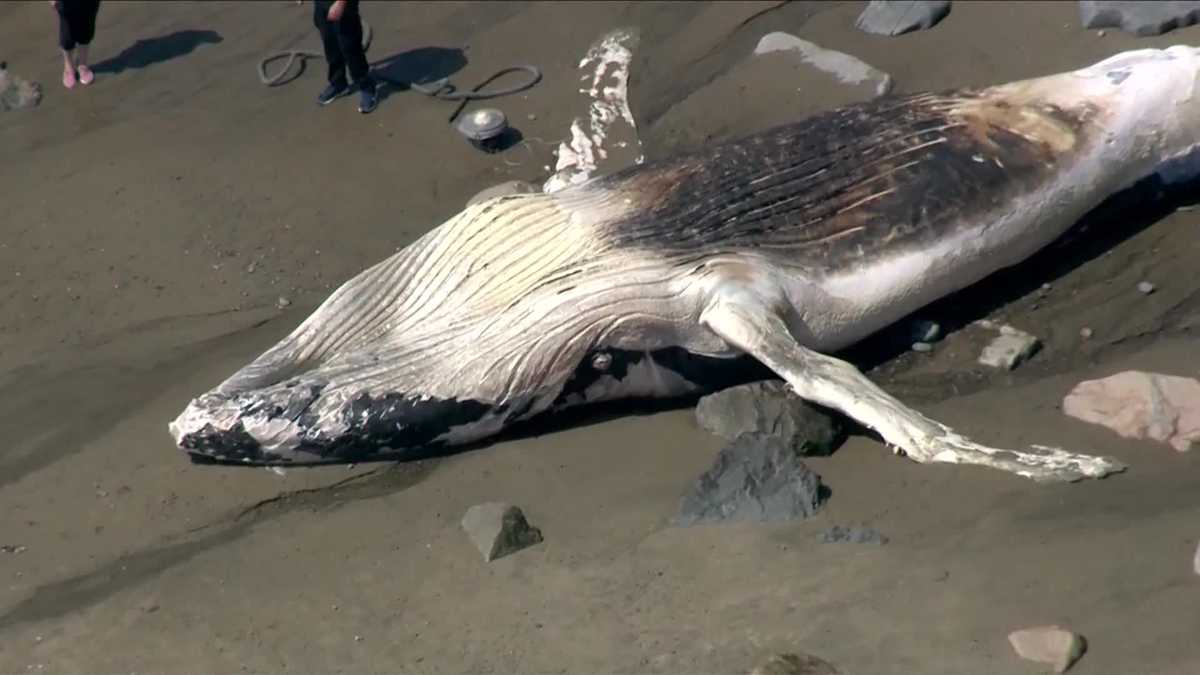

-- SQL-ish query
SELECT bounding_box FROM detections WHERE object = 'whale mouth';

[170,382,500,465]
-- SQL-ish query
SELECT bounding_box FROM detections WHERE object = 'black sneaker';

[357,82,379,114]
[317,81,350,106]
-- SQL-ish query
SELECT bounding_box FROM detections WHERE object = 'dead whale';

[171,46,1200,482]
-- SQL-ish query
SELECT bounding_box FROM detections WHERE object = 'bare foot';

[77,64,93,86]
[62,67,76,89]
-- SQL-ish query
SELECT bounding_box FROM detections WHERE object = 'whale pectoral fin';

[699,298,1126,483]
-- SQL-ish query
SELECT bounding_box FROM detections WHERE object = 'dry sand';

[2,1,1200,673]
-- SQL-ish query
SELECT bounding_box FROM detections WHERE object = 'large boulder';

[1079,1,1200,36]
[855,1,952,36]
[677,434,825,526]
[695,380,844,456]
[1063,371,1200,452]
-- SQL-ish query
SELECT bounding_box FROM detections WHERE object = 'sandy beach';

[2,1,1200,672]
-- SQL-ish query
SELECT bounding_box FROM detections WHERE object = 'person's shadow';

[92,29,223,75]
[370,46,467,101]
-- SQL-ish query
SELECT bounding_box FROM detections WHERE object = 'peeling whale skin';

[170,46,1200,466]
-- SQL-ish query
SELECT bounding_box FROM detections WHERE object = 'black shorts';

[57,0,102,51]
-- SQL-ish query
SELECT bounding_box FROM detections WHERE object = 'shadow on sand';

[370,45,467,97]
[92,29,223,75]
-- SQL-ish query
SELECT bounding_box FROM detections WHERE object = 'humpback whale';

[170,46,1200,482]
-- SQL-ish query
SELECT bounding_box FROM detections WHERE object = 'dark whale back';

[592,91,1095,271]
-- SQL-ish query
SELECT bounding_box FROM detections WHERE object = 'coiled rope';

[257,20,541,123]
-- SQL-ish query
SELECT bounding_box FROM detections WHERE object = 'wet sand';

[2,1,1200,673]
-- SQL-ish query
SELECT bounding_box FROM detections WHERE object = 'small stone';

[819,525,889,545]
[677,434,825,526]
[978,324,1041,370]
[695,381,844,456]
[1008,625,1086,673]
[461,503,544,562]
[0,545,28,554]
[911,341,933,353]
[1137,280,1156,294]
[855,1,951,36]
[1079,1,1200,37]
[1097,29,1107,36]
[354,635,363,642]
[911,319,941,343]
[246,261,257,274]
[1079,326,1093,340]
[276,296,291,309]
[527,113,537,121]
[749,652,841,675]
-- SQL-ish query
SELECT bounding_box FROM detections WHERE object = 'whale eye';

[591,352,612,371]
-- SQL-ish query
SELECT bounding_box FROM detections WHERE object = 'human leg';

[313,0,348,88]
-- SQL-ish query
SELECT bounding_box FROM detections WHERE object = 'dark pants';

[313,0,374,91]
[57,0,102,51]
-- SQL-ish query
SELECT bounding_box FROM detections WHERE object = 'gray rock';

[1079,1,1200,36]
[0,64,42,112]
[461,502,543,562]
[1008,625,1087,673]
[820,525,889,545]
[977,322,1041,370]
[677,434,825,526]
[466,180,538,207]
[911,341,933,353]
[695,381,844,456]
[1062,370,1200,452]
[749,652,841,675]
[856,1,952,36]
[1137,280,1156,295]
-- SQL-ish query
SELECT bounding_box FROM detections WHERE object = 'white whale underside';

[170,46,1200,481]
